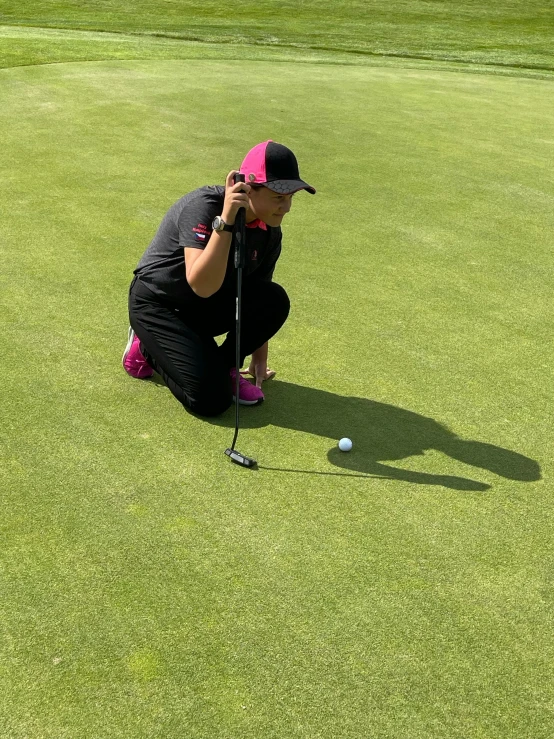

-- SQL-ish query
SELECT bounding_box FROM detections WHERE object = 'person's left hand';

[241,362,276,388]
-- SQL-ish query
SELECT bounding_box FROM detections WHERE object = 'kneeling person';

[123,140,316,417]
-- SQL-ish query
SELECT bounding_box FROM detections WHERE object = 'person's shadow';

[204,380,541,490]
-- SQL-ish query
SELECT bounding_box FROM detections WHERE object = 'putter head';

[225,448,257,468]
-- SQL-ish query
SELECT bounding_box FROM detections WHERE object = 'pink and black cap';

[240,141,316,195]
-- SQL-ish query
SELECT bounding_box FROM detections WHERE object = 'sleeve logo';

[193,223,211,242]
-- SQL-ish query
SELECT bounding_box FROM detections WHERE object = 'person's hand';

[222,170,251,225]
[241,362,276,388]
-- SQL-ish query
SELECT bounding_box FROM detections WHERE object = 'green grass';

[1,0,554,73]
[1,3,554,738]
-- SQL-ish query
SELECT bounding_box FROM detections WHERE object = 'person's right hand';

[222,170,251,225]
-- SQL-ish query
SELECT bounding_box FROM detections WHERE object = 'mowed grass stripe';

[0,0,553,71]
[1,25,553,82]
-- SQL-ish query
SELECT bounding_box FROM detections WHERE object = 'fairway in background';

[1,0,553,72]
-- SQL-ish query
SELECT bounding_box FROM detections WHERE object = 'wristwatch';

[212,215,234,233]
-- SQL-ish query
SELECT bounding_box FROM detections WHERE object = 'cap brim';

[265,179,316,195]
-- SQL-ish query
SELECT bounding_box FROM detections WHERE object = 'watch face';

[212,216,221,230]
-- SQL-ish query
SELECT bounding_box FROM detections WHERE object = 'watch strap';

[213,215,235,233]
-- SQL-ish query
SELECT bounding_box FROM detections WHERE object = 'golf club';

[224,172,258,468]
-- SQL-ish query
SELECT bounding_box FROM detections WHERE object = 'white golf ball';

[338,437,353,452]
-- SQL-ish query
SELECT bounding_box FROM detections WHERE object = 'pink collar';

[246,218,268,231]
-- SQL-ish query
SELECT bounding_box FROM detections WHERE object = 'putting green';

[2,59,553,737]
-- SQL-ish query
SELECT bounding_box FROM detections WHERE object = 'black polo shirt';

[134,185,282,305]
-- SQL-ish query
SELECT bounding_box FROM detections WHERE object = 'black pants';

[128,276,290,417]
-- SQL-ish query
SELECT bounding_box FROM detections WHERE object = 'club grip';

[233,172,247,224]
[232,173,247,268]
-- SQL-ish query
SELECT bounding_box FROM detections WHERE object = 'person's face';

[248,187,296,227]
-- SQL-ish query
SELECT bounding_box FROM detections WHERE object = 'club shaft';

[231,206,246,450]
[231,268,242,450]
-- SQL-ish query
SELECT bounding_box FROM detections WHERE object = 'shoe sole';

[232,372,264,405]
[233,396,264,406]
[122,327,154,379]
[122,326,135,366]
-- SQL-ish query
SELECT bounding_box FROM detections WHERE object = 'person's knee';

[187,389,233,417]
[249,281,290,319]
[270,282,290,318]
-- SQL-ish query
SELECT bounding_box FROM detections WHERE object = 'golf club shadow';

[208,380,541,490]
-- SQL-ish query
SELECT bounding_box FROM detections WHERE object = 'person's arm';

[185,170,251,298]
[243,231,283,382]
[185,230,232,298]
[251,341,268,367]
[245,341,276,387]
